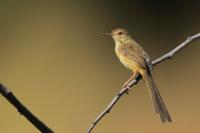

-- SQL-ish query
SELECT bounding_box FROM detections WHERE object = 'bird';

[104,28,172,123]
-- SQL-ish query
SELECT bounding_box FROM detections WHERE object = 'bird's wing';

[143,51,152,71]
[119,44,149,69]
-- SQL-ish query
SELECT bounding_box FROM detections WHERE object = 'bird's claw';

[123,85,131,95]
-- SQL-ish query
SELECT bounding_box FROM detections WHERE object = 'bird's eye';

[118,32,123,35]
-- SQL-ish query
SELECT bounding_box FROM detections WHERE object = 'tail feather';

[142,71,172,123]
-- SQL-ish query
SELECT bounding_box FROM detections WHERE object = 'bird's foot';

[122,85,132,95]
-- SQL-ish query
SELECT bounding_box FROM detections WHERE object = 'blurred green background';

[0,0,200,133]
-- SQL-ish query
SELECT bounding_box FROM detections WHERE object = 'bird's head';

[103,28,130,43]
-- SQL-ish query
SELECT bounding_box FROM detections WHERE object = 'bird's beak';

[102,32,111,36]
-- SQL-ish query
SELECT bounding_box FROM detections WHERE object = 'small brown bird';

[104,28,172,123]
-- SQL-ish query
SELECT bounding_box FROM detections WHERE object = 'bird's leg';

[123,72,136,94]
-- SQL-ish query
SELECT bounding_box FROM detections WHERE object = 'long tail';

[142,71,172,123]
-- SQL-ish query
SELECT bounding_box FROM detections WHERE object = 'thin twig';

[87,33,200,133]
[152,33,200,66]
[0,84,54,133]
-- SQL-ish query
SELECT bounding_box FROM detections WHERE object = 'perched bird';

[104,28,172,123]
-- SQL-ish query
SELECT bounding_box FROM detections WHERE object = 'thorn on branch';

[117,92,122,96]
[168,55,172,59]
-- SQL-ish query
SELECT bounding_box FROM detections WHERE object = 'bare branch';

[0,84,54,133]
[87,33,200,133]
[152,33,200,66]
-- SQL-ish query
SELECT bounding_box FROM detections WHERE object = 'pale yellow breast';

[114,39,145,73]
[117,52,142,73]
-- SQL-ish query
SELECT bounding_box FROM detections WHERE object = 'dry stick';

[87,33,200,133]
[0,84,54,133]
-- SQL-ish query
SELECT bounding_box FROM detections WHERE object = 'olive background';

[0,0,200,133]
